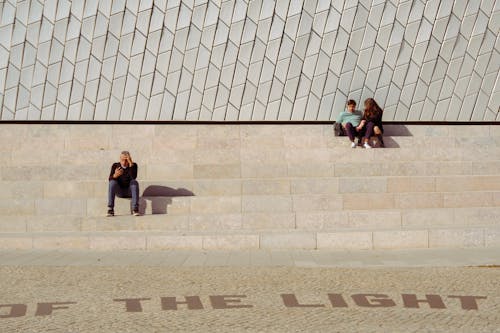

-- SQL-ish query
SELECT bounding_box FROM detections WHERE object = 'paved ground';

[1,248,500,332]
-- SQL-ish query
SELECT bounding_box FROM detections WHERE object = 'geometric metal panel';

[0,0,499,121]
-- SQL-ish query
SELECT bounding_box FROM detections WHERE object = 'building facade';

[0,0,499,121]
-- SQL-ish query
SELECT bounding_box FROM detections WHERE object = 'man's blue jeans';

[108,179,139,211]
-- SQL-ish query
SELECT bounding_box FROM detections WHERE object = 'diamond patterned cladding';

[0,0,499,121]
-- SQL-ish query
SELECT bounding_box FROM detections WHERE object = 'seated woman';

[358,98,384,149]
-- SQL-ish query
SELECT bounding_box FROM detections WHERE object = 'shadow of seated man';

[141,185,194,214]
[107,151,140,217]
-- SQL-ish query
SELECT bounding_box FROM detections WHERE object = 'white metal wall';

[0,0,499,121]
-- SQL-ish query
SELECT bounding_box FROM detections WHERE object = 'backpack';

[334,123,345,136]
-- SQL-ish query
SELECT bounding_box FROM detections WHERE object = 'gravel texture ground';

[1,264,499,332]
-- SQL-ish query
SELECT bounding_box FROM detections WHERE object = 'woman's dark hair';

[364,98,383,117]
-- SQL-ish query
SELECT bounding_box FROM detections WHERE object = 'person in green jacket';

[336,100,364,148]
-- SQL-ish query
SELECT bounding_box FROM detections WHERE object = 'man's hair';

[347,99,356,106]
[120,151,134,165]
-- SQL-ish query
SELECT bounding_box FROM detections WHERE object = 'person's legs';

[107,180,120,209]
[374,125,385,147]
[129,180,140,212]
[344,122,356,142]
[363,122,375,140]
[363,122,375,148]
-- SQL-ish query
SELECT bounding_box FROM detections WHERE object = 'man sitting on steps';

[336,99,364,148]
[107,151,140,217]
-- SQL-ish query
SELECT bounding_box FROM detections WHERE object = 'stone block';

[285,149,331,162]
[260,232,316,249]
[292,194,343,211]
[147,164,194,180]
[373,230,428,249]
[0,200,35,215]
[147,235,203,250]
[485,229,500,247]
[453,207,500,226]
[0,217,27,232]
[33,235,90,249]
[190,196,241,214]
[193,164,241,179]
[287,163,334,177]
[242,195,292,213]
[348,210,401,229]
[295,211,349,230]
[90,234,147,250]
[429,229,485,248]
[194,149,240,164]
[242,179,290,195]
[242,213,295,229]
[339,177,387,193]
[0,236,32,249]
[87,217,137,232]
[330,148,374,163]
[0,181,44,199]
[317,232,373,250]
[87,198,114,216]
[11,149,60,165]
[443,192,495,208]
[192,179,242,196]
[28,216,82,232]
[136,215,190,231]
[202,234,259,249]
[402,208,455,228]
[343,193,395,210]
[240,149,286,163]
[387,176,436,192]
[395,193,443,209]
[189,214,242,231]
[290,178,339,194]
[43,181,95,198]
[436,176,500,192]
[36,199,86,216]
[196,137,240,150]
[241,163,288,178]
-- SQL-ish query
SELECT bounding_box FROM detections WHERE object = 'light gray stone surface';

[0,123,499,250]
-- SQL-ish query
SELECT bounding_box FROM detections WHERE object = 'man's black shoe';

[106,208,114,217]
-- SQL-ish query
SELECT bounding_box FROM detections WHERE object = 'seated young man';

[336,99,364,148]
[107,151,140,216]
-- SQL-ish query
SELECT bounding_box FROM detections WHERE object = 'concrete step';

[2,177,500,199]
[1,207,499,233]
[0,185,500,217]
[2,189,498,216]
[3,157,500,179]
[4,145,500,167]
[5,136,500,157]
[0,225,499,250]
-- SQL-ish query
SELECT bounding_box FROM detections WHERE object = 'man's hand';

[113,167,124,178]
[356,120,366,131]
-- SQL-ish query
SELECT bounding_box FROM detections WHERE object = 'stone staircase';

[0,124,499,250]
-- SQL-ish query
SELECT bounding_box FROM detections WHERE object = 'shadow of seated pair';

[113,185,194,215]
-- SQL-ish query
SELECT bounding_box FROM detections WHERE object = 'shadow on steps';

[138,185,195,215]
